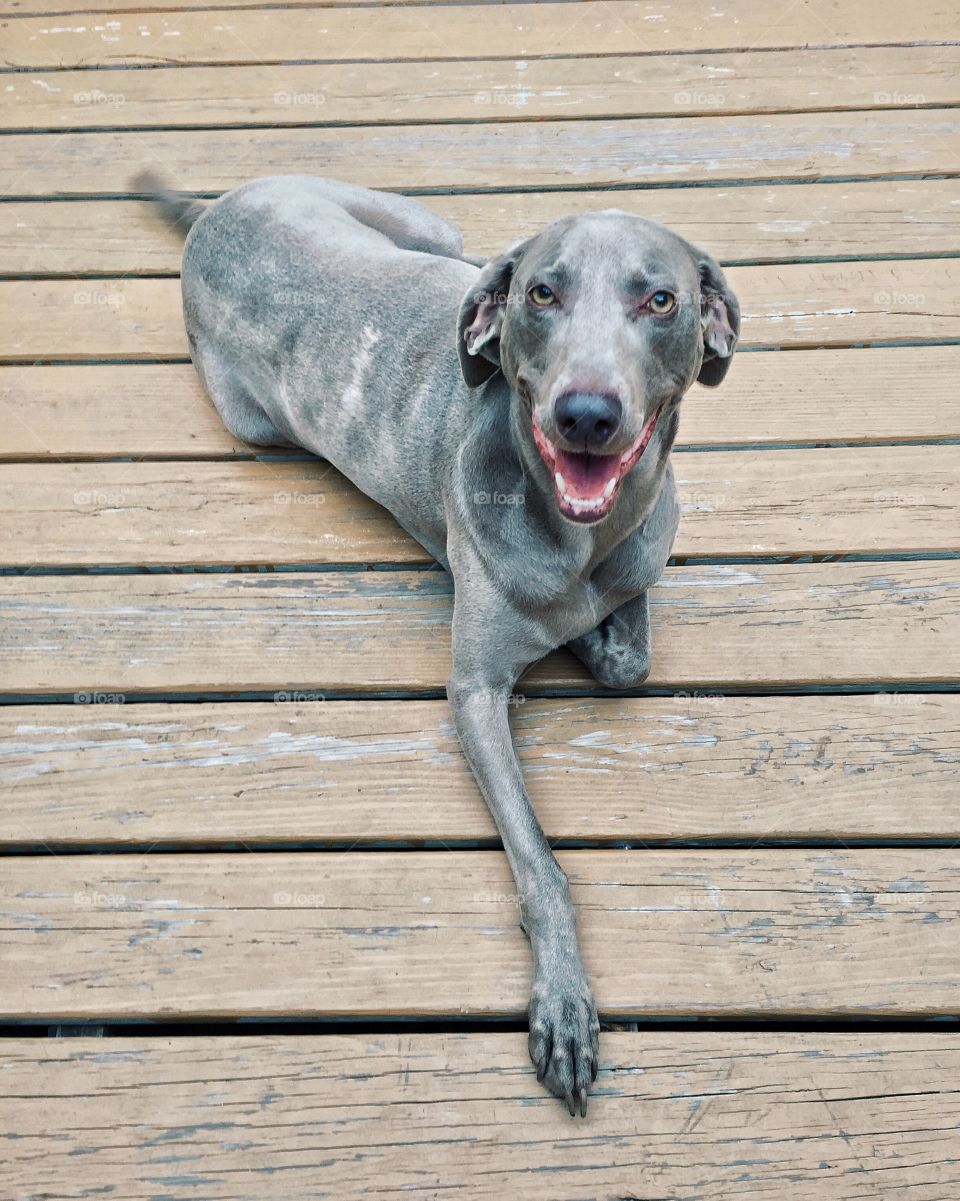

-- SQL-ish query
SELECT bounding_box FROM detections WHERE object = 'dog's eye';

[648,291,676,315]
[528,284,557,308]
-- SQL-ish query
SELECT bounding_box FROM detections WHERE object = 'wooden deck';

[1,0,960,1196]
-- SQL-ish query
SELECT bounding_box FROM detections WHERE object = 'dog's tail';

[133,169,207,238]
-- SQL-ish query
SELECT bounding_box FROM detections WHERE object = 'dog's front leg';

[447,594,599,1116]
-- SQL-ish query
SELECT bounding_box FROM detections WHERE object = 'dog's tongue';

[555,450,618,501]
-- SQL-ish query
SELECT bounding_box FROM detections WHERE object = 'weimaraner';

[137,172,739,1116]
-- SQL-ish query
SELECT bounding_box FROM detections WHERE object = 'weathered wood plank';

[5,260,958,360]
[2,695,956,846]
[0,562,955,694]
[0,460,420,566]
[3,348,960,459]
[4,0,505,11]
[6,45,958,131]
[6,110,959,196]
[1,446,957,566]
[5,1,956,70]
[3,848,960,1017]
[5,180,959,274]
[4,1033,960,1200]
[5,0,529,9]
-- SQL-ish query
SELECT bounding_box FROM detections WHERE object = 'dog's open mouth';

[532,405,662,523]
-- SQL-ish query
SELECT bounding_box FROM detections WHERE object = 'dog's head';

[457,211,739,523]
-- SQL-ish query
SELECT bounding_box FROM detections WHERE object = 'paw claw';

[528,976,599,1116]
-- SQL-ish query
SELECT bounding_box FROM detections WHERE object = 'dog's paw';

[528,975,600,1116]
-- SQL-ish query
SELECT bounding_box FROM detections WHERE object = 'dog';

[137,172,739,1116]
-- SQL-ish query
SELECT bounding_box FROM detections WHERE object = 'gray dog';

[138,172,739,1116]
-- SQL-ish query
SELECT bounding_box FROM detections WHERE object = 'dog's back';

[144,174,481,558]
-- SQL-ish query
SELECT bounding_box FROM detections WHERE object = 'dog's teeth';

[555,472,566,492]
[564,494,603,511]
[602,476,617,499]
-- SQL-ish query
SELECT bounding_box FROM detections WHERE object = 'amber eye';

[528,283,557,307]
[648,290,676,315]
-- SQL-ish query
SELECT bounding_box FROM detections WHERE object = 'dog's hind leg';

[189,336,293,448]
[313,180,476,262]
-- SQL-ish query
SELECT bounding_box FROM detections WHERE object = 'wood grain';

[4,1033,960,1199]
[0,562,955,694]
[2,695,957,846]
[5,180,959,274]
[5,260,958,360]
[6,45,958,130]
[6,109,959,196]
[5,1,956,69]
[3,848,960,1017]
[1,445,957,566]
[3,348,960,458]
[4,0,508,10]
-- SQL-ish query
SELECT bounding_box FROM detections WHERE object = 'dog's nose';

[553,391,622,450]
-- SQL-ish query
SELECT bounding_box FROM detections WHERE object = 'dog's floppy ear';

[695,252,740,387]
[456,240,526,388]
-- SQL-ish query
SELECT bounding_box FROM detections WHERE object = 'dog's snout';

[554,391,622,450]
